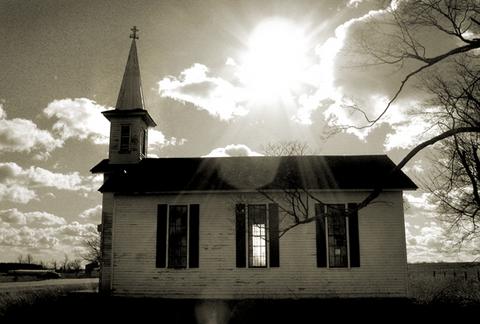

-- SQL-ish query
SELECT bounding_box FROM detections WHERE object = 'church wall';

[108,190,408,298]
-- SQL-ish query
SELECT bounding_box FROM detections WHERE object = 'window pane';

[168,205,188,268]
[120,125,130,152]
[327,204,348,268]
[248,205,267,267]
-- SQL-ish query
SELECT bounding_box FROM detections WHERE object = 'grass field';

[1,277,479,323]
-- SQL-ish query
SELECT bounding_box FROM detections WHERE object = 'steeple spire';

[103,26,156,164]
[115,26,145,110]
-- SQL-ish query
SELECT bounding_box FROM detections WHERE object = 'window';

[315,203,360,268]
[327,204,348,267]
[168,205,188,268]
[248,205,267,267]
[119,125,130,152]
[156,204,199,269]
[235,203,279,268]
[141,129,147,156]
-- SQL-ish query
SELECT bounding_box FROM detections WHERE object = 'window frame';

[119,124,131,153]
[167,205,189,269]
[156,204,200,270]
[324,203,351,269]
[247,204,268,268]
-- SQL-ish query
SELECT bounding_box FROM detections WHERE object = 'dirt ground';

[1,293,479,323]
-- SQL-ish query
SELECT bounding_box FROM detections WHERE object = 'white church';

[91,27,417,298]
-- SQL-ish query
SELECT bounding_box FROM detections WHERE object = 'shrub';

[409,276,480,305]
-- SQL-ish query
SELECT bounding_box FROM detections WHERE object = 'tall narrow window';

[236,203,279,268]
[168,205,188,268]
[248,204,267,267]
[156,204,200,269]
[315,203,360,268]
[327,204,348,268]
[119,125,130,152]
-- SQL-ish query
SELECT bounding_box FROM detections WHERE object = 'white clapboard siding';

[107,191,407,298]
[99,192,114,291]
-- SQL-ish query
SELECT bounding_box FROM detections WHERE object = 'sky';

[0,0,477,264]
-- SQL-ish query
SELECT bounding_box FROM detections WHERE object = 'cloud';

[43,98,180,152]
[148,129,186,154]
[347,0,365,7]
[293,8,394,134]
[43,98,111,144]
[404,192,480,262]
[0,208,66,227]
[79,205,102,222]
[0,208,98,262]
[384,113,437,151]
[158,63,248,120]
[0,183,37,204]
[0,162,102,203]
[204,144,262,157]
[0,103,63,159]
[0,162,100,191]
[293,2,452,148]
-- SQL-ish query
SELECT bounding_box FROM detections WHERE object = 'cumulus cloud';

[0,183,37,204]
[44,98,181,152]
[384,114,437,151]
[43,98,111,144]
[0,162,101,203]
[0,208,98,261]
[404,192,480,262]
[158,63,248,120]
[79,205,102,222]
[0,162,100,191]
[0,103,63,158]
[148,129,186,154]
[293,3,451,147]
[0,208,66,227]
[293,8,398,136]
[204,144,262,157]
[347,0,365,7]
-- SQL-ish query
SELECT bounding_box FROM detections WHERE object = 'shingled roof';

[91,155,417,193]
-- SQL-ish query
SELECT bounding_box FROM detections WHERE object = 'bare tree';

[61,254,69,272]
[262,140,312,156]
[68,259,82,274]
[346,0,480,127]
[25,254,33,264]
[50,260,58,271]
[426,134,480,242]
[417,60,480,244]
[82,233,101,264]
[334,1,480,244]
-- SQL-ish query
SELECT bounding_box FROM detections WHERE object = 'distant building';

[91,27,417,298]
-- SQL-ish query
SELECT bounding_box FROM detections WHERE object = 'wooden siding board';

[111,191,408,298]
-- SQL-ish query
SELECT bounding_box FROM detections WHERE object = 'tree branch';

[358,126,480,209]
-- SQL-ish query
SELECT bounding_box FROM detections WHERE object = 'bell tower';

[103,26,156,164]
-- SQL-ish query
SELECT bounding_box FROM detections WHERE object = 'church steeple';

[115,26,145,110]
[103,26,156,164]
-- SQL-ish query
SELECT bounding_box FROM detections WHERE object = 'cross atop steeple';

[130,26,139,40]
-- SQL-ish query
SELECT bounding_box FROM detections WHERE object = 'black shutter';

[268,204,280,267]
[348,203,360,267]
[189,204,200,268]
[235,204,246,268]
[156,204,168,268]
[315,203,327,267]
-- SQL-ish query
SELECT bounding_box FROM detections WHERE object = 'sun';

[238,19,310,102]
